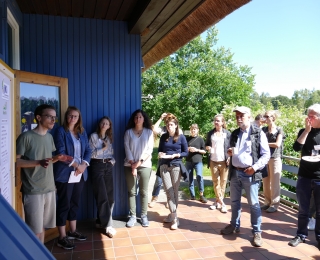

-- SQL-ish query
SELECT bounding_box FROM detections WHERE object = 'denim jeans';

[230,170,262,234]
[152,175,163,197]
[185,161,204,197]
[296,176,320,241]
[90,161,114,228]
[309,191,316,218]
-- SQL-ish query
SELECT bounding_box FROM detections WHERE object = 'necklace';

[133,128,143,137]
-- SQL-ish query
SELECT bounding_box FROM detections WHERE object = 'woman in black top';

[185,124,207,203]
[261,110,284,213]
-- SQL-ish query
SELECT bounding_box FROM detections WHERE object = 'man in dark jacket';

[220,106,270,247]
[289,104,320,250]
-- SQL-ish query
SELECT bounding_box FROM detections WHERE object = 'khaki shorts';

[23,191,56,234]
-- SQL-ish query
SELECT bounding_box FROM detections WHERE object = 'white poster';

[0,61,14,207]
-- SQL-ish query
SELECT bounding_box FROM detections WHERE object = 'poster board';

[0,60,15,208]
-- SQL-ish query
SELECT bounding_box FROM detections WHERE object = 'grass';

[180,185,216,199]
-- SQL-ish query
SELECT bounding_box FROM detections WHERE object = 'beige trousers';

[262,157,282,209]
[210,160,228,201]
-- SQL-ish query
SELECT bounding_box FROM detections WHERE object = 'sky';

[20,83,59,99]
[214,0,320,98]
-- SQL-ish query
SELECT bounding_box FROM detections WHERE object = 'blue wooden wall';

[0,195,55,259]
[0,0,7,61]
[20,14,142,219]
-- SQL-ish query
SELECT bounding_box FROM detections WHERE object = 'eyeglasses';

[42,114,58,121]
[68,115,79,119]
[264,115,271,119]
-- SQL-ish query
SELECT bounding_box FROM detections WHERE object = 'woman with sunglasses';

[261,110,285,213]
[53,106,92,249]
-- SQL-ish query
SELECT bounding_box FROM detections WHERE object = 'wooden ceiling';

[15,0,250,70]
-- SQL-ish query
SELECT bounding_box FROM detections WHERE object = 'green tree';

[142,27,255,135]
[259,92,271,106]
[305,89,320,108]
[292,89,313,110]
[270,95,292,109]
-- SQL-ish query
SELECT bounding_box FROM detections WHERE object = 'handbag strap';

[188,136,198,146]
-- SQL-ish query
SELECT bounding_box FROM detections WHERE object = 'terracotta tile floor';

[45,197,320,260]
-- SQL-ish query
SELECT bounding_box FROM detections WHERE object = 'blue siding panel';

[0,195,55,260]
[42,16,50,75]
[21,14,142,218]
[0,0,6,61]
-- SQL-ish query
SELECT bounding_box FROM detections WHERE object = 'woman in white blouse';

[124,109,154,228]
[89,116,116,238]
[205,114,231,213]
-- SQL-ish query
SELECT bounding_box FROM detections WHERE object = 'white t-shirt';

[210,132,226,162]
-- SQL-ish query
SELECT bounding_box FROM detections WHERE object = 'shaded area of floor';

[45,196,320,260]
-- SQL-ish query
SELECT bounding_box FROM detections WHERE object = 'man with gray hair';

[220,106,270,247]
[289,104,320,250]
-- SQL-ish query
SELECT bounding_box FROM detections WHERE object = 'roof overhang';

[15,0,250,71]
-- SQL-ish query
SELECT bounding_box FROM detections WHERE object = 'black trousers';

[90,161,114,228]
[55,177,85,226]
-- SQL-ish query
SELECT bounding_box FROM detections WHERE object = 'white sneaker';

[308,218,316,231]
[148,196,158,208]
[170,218,179,230]
[106,226,117,238]
[209,202,221,210]
[164,213,173,223]
[220,205,227,213]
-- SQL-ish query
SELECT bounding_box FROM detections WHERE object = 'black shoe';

[190,196,196,200]
[199,195,208,203]
[67,230,87,241]
[260,205,269,210]
[57,236,75,250]
[96,219,102,228]
[288,236,305,247]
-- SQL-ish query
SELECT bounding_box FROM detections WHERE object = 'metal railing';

[225,155,300,209]
[279,155,300,209]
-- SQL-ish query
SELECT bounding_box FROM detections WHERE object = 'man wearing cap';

[220,106,270,247]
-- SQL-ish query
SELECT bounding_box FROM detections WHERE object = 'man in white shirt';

[220,106,270,247]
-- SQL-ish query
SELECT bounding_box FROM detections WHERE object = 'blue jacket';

[53,126,92,182]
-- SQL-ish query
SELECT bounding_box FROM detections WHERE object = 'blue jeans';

[296,176,320,241]
[230,170,262,234]
[152,175,163,197]
[185,161,204,197]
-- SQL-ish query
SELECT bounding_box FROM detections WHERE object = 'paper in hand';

[68,171,82,183]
